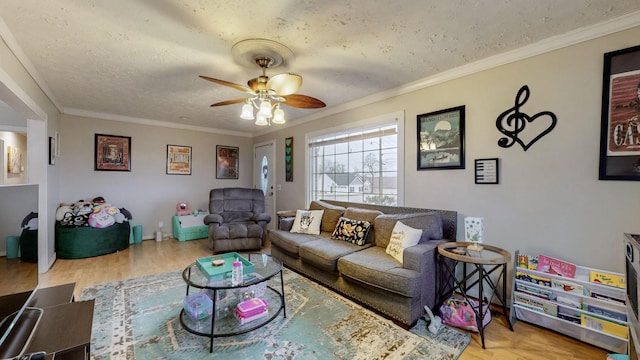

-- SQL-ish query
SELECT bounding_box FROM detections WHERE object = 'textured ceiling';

[0,1,639,136]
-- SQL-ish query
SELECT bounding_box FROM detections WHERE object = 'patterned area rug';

[80,269,469,359]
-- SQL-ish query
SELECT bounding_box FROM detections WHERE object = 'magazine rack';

[510,250,628,353]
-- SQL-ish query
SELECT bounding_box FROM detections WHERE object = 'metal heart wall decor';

[496,85,557,151]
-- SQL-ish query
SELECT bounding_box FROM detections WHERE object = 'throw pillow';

[290,210,324,235]
[385,221,423,264]
[331,217,372,246]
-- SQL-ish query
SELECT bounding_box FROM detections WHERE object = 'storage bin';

[5,235,20,259]
[183,293,213,321]
[133,225,143,244]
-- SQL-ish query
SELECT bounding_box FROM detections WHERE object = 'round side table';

[436,242,513,349]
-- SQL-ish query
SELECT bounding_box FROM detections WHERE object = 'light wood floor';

[33,238,608,359]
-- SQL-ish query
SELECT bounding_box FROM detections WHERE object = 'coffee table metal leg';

[280,270,287,318]
[210,289,217,353]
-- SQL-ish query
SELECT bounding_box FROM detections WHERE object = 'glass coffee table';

[180,253,286,353]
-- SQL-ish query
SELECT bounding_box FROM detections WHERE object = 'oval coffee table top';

[183,253,282,289]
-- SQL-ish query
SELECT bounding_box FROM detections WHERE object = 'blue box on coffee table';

[183,293,213,320]
[196,252,255,282]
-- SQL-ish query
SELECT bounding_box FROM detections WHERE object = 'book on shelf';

[589,270,625,289]
[555,293,581,309]
[515,282,556,301]
[580,313,627,339]
[558,307,582,324]
[514,293,558,317]
[516,271,551,287]
[517,254,538,270]
[551,278,590,296]
[590,291,626,306]
[581,297,627,322]
[537,255,577,278]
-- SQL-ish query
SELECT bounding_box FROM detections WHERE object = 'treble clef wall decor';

[496,85,557,151]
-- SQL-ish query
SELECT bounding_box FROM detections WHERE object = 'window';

[307,113,402,206]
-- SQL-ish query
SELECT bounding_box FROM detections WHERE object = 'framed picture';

[94,133,131,171]
[417,105,465,170]
[474,158,499,184]
[49,136,56,165]
[216,145,238,179]
[599,45,640,181]
[166,144,192,175]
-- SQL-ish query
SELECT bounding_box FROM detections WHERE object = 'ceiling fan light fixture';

[259,99,272,117]
[240,101,255,120]
[272,104,285,124]
[255,113,269,126]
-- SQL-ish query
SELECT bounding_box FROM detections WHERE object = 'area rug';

[80,268,469,359]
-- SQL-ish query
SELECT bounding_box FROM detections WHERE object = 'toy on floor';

[423,305,443,334]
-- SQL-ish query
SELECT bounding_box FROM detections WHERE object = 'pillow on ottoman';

[290,210,324,235]
[385,221,422,264]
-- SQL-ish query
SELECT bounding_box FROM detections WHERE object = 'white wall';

[58,114,254,239]
[255,27,640,273]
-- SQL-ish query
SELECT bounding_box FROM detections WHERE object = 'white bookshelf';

[510,250,628,354]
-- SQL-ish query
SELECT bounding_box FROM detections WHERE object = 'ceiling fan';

[200,40,326,126]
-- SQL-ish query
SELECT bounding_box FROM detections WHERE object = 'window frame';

[305,111,405,206]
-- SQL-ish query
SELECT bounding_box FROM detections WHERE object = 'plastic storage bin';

[183,293,213,321]
[5,235,20,259]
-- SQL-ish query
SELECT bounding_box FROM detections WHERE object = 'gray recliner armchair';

[204,187,271,253]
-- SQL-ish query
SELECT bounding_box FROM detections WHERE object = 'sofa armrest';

[402,239,447,272]
[203,213,223,225]
[252,212,271,224]
[279,217,295,231]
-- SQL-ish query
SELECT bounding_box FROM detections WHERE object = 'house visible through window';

[308,117,400,206]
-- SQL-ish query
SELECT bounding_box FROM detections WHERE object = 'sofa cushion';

[268,229,323,258]
[338,246,421,297]
[299,238,370,272]
[212,222,263,239]
[374,212,443,248]
[385,221,423,264]
[331,217,372,246]
[309,200,345,233]
[290,210,324,235]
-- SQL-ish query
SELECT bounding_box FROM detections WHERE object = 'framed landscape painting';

[216,145,238,179]
[417,105,465,170]
[94,133,131,171]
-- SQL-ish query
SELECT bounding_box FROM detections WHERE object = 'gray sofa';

[269,200,457,326]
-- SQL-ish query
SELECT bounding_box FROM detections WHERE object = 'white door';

[254,142,276,230]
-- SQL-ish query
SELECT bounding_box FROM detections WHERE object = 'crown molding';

[63,108,252,137]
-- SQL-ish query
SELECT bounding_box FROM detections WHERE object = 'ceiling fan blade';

[210,98,247,107]
[199,75,254,94]
[267,73,302,95]
[282,94,326,109]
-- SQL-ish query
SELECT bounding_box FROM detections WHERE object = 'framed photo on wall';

[94,133,131,171]
[216,145,238,179]
[166,144,192,175]
[599,45,640,181]
[417,105,465,170]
